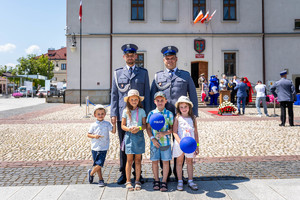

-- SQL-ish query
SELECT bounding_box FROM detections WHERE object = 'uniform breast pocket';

[134,79,144,90]
[175,79,188,90]
[157,78,168,87]
[118,78,129,89]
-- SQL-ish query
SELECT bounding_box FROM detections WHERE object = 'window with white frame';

[223,0,237,21]
[224,53,236,76]
[131,0,144,21]
[61,63,67,70]
[193,0,206,20]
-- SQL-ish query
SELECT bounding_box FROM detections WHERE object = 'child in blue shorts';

[146,91,174,192]
[87,105,116,187]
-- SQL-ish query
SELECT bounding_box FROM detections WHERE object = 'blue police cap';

[121,44,138,54]
[280,70,287,76]
[161,46,178,56]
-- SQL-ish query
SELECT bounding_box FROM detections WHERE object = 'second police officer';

[150,46,198,181]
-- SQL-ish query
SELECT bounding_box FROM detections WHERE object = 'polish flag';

[207,10,216,22]
[200,11,209,23]
[79,0,82,22]
[193,10,203,24]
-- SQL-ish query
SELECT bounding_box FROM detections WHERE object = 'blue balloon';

[180,137,197,154]
[149,113,165,131]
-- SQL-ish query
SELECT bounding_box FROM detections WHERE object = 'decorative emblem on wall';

[194,39,205,53]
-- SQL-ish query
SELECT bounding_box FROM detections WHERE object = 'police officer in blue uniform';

[270,70,296,126]
[150,46,198,181]
[111,44,150,184]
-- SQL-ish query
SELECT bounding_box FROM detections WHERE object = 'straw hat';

[175,96,193,108]
[124,89,144,102]
[93,104,106,114]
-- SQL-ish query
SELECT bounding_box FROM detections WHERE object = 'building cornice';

[67,32,300,37]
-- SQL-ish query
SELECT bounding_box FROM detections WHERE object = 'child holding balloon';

[146,91,174,192]
[172,96,199,191]
[121,89,147,191]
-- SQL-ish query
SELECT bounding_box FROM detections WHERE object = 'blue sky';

[0,0,66,68]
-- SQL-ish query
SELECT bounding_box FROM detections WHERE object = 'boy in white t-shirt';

[87,105,116,187]
[255,81,269,117]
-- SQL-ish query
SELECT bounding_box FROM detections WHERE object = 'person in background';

[243,77,253,105]
[271,70,296,126]
[228,78,237,104]
[234,77,248,115]
[255,80,269,117]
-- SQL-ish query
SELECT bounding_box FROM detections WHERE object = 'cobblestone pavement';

[0,102,299,187]
[0,159,299,187]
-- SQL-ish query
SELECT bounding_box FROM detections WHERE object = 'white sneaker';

[257,114,262,117]
[265,114,269,117]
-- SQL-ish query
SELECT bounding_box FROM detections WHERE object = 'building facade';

[66,0,300,104]
[45,47,67,83]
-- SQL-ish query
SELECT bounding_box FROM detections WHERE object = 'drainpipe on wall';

[262,0,266,83]
[110,0,113,89]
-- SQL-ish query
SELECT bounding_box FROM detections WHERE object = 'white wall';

[67,37,110,90]
[265,0,300,33]
[265,36,300,82]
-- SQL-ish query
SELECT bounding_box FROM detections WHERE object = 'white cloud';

[25,45,41,55]
[0,43,16,53]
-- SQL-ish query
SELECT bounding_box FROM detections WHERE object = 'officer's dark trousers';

[280,101,294,125]
[117,121,141,176]
[230,91,236,104]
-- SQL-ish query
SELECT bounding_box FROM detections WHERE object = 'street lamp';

[70,33,77,53]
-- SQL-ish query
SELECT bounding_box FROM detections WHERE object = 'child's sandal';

[160,182,168,192]
[135,181,142,191]
[125,182,134,191]
[188,181,198,191]
[153,181,160,190]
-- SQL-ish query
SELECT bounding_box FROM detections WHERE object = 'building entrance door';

[295,77,300,93]
[191,61,208,88]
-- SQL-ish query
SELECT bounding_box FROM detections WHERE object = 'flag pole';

[79,1,82,106]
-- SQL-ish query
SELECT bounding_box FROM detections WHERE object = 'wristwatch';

[150,136,155,140]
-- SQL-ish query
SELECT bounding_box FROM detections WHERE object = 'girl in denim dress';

[121,89,146,191]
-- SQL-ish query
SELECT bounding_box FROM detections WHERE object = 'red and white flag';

[79,0,82,22]
[207,10,216,22]
[193,10,203,24]
[200,11,209,23]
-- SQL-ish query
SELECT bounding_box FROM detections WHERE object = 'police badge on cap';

[161,46,178,56]
[280,70,287,76]
[121,44,138,54]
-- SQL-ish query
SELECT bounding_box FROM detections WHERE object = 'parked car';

[49,87,60,97]
[36,87,48,98]
[18,86,37,97]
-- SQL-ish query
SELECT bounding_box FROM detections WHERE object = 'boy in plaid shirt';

[146,91,174,192]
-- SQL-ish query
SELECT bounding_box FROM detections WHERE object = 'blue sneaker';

[88,169,94,184]
[98,180,105,187]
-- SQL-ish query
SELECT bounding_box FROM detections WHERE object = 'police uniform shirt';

[110,66,150,121]
[150,68,198,117]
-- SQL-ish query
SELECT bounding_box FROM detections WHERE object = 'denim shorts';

[91,150,107,167]
[150,145,172,161]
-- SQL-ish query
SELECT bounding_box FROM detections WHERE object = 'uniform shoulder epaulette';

[115,67,123,71]
[156,70,164,74]
[139,67,148,71]
[179,69,190,75]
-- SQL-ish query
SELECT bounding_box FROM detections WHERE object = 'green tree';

[16,54,54,79]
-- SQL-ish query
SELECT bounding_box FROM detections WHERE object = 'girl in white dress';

[172,96,199,191]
